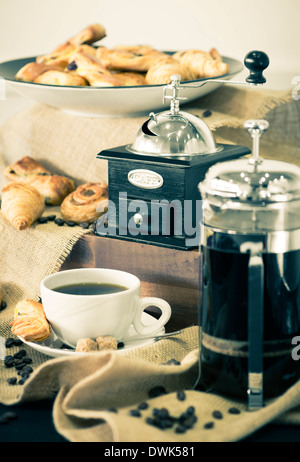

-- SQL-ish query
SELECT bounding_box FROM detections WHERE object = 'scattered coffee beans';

[148,386,167,398]
[228,407,241,415]
[176,390,186,401]
[202,109,212,118]
[212,410,223,420]
[4,340,34,385]
[203,421,214,429]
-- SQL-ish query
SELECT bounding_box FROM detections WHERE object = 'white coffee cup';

[40,268,172,348]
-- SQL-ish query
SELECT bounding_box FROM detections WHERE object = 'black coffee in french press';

[199,120,300,408]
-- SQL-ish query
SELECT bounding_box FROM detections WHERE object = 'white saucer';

[19,312,165,358]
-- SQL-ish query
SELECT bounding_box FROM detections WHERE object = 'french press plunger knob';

[244,119,269,164]
[244,51,270,84]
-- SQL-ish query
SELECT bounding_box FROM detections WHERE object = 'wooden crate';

[61,235,201,332]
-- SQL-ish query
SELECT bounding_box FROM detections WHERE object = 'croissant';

[112,72,146,86]
[35,24,106,66]
[68,23,106,46]
[145,58,186,85]
[1,182,45,230]
[96,47,170,72]
[61,182,108,223]
[5,156,75,205]
[15,61,66,82]
[173,49,229,80]
[34,70,87,86]
[10,299,51,342]
[66,51,122,86]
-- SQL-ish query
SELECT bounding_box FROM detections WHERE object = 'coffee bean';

[47,215,56,221]
[176,390,186,401]
[204,421,214,429]
[13,349,27,359]
[14,358,24,366]
[175,424,186,434]
[4,357,14,368]
[3,411,18,421]
[66,220,77,227]
[148,386,167,398]
[22,357,33,364]
[54,218,65,226]
[0,301,7,310]
[5,338,15,348]
[129,409,141,417]
[212,410,223,420]
[37,217,49,224]
[186,406,195,415]
[13,339,23,346]
[164,359,181,365]
[23,365,33,373]
[228,407,241,415]
[202,109,212,118]
[7,377,17,385]
[117,341,125,349]
[18,378,26,385]
[137,402,149,410]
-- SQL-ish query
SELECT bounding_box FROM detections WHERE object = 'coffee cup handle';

[132,297,171,337]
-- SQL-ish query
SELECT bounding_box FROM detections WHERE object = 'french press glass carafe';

[198,120,300,409]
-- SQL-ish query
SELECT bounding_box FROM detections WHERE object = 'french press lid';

[199,120,300,234]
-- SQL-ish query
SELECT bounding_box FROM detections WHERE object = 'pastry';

[10,299,51,342]
[4,156,75,205]
[60,182,108,223]
[96,47,170,72]
[34,70,87,86]
[96,335,117,351]
[67,23,106,46]
[15,62,65,82]
[66,51,122,86]
[1,182,45,230]
[75,338,98,352]
[112,71,146,86]
[173,48,229,79]
[145,58,186,85]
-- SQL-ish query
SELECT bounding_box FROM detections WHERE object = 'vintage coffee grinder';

[96,51,269,249]
[199,119,300,409]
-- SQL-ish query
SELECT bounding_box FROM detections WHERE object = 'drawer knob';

[133,213,144,226]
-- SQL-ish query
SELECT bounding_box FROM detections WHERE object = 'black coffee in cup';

[53,282,128,296]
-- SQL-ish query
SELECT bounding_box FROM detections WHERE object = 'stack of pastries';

[1,156,108,230]
[15,23,229,87]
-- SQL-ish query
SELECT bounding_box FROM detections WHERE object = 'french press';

[199,120,300,409]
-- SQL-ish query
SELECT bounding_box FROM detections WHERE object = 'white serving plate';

[0,54,243,118]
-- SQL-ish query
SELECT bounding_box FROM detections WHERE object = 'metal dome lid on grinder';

[96,51,269,249]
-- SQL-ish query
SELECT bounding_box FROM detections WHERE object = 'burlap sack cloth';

[0,85,300,442]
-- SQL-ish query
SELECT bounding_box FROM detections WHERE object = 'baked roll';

[66,51,122,86]
[173,48,229,79]
[61,182,108,223]
[10,299,51,342]
[5,156,75,205]
[1,182,45,230]
[34,70,87,86]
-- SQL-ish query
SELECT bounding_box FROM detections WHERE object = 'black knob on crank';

[244,51,269,84]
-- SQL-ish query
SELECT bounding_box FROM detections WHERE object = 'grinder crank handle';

[244,51,270,84]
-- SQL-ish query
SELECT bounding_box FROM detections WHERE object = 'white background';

[0,0,299,124]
